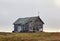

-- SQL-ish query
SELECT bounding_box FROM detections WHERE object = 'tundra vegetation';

[0,32,59,41]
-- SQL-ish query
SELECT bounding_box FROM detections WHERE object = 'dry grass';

[0,32,60,41]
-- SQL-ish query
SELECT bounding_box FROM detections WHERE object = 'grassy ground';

[0,32,60,41]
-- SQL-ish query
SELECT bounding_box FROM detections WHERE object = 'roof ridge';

[18,16,39,19]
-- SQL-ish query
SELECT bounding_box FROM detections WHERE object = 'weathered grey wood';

[13,16,44,32]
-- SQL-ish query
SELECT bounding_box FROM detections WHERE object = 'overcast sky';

[0,0,60,32]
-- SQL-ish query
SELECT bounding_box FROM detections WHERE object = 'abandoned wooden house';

[13,16,44,32]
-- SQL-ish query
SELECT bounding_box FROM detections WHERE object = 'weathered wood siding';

[14,24,18,32]
[29,18,43,32]
[20,24,29,32]
[14,24,29,32]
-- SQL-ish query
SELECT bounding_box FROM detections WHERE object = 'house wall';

[14,24,29,32]
[29,18,43,32]
[14,24,18,32]
[20,24,29,32]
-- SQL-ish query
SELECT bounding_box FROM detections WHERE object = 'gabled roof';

[13,16,44,25]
